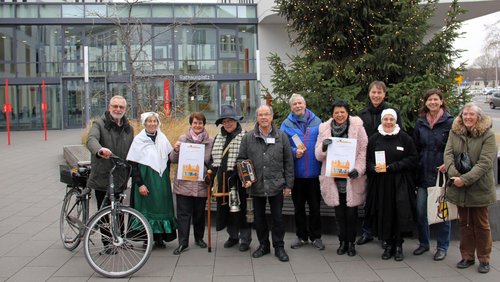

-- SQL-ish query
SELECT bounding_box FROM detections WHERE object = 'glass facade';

[0,2,258,131]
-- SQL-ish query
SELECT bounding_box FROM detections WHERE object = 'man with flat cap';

[210,105,252,252]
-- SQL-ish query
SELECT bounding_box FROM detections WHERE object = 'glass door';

[62,78,84,128]
[89,78,107,120]
[219,81,241,116]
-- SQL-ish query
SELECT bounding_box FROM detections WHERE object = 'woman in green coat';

[127,112,177,248]
[444,102,497,274]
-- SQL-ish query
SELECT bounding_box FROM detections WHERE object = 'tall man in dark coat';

[87,95,134,211]
[357,81,402,245]
[238,105,294,262]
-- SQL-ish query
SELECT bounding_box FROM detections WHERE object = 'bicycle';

[59,155,153,278]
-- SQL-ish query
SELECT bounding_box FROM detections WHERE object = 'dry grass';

[81,113,255,145]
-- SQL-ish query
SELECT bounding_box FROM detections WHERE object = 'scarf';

[212,124,244,171]
[188,127,209,144]
[426,108,444,129]
[331,119,349,138]
[126,129,173,176]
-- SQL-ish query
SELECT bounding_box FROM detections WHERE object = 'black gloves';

[322,138,332,152]
[348,169,359,179]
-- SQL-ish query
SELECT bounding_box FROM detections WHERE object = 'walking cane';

[206,169,213,252]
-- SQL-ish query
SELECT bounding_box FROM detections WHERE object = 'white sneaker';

[312,238,325,250]
[290,238,308,249]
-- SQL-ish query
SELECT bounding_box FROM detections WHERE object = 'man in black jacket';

[238,105,294,262]
[357,81,402,245]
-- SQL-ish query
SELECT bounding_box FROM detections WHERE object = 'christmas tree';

[269,0,467,130]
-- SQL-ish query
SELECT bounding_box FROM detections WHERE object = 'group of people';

[85,79,496,273]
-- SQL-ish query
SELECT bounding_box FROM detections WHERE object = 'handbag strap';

[435,171,446,188]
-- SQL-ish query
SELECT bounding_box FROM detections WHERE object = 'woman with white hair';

[365,108,418,262]
[127,112,177,248]
[444,102,496,274]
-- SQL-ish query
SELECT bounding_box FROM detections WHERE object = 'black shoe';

[252,245,270,258]
[195,239,207,248]
[275,247,289,262]
[413,245,429,255]
[356,236,373,245]
[224,239,238,248]
[239,243,250,252]
[394,246,404,261]
[173,245,188,255]
[337,242,348,255]
[433,249,447,261]
[347,242,356,257]
[155,240,166,249]
[478,262,490,273]
[382,245,394,260]
[456,259,475,269]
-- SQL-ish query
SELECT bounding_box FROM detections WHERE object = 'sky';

[453,11,500,67]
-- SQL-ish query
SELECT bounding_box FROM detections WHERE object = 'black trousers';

[291,178,322,241]
[334,192,358,243]
[176,194,207,247]
[254,193,285,249]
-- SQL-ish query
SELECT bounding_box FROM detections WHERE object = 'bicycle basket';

[60,165,73,185]
[60,164,89,186]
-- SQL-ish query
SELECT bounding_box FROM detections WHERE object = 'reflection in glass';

[85,5,107,18]
[40,5,61,18]
[63,79,84,128]
[196,6,216,18]
[17,5,38,18]
[0,84,61,130]
[175,81,217,120]
[174,5,194,18]
[217,6,237,18]
[62,5,84,18]
[238,6,257,18]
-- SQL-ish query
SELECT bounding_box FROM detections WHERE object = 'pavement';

[1,129,500,282]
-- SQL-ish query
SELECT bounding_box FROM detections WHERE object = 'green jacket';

[86,112,134,191]
[444,115,497,207]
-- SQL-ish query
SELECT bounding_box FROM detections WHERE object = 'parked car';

[488,90,500,109]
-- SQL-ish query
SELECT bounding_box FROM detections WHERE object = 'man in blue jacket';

[280,94,324,250]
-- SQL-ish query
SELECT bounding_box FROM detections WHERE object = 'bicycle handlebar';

[109,154,130,168]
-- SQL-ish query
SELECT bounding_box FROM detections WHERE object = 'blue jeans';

[416,187,451,251]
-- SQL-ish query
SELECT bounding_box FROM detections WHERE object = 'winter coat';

[237,123,294,197]
[358,102,403,138]
[413,112,454,188]
[280,109,322,178]
[314,116,368,207]
[169,130,214,197]
[86,112,134,191]
[365,130,418,238]
[444,115,497,207]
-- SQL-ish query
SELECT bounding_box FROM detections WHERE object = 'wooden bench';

[208,196,364,218]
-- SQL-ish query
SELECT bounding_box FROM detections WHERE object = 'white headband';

[381,108,397,122]
[141,112,160,127]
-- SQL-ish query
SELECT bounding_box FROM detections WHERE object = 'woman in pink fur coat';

[315,100,368,256]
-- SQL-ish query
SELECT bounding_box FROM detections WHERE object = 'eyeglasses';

[110,104,126,110]
[222,119,236,124]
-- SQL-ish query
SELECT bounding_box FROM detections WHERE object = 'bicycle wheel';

[83,206,153,278]
[60,187,85,251]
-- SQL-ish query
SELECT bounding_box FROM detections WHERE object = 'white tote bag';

[427,172,458,225]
